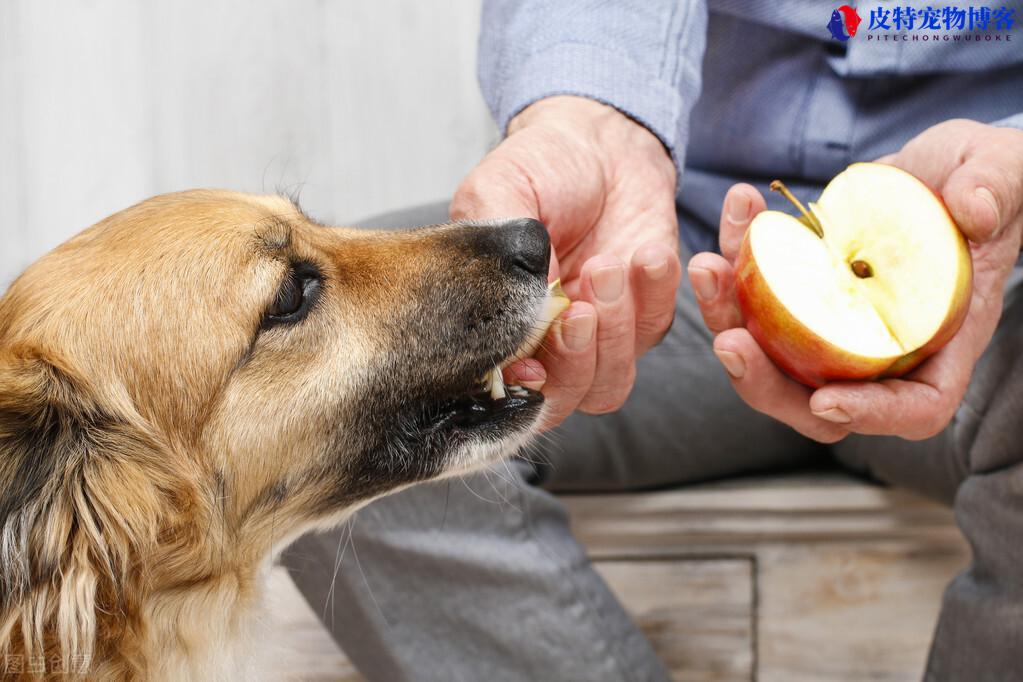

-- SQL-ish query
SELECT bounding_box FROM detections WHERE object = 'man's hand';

[451,96,680,429]
[688,119,1023,442]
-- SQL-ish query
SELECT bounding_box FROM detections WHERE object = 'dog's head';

[0,190,552,670]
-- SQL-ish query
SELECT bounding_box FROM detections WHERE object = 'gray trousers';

[283,203,1023,682]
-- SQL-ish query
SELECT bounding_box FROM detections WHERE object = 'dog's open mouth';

[438,380,543,430]
[429,360,542,433]
[428,280,569,432]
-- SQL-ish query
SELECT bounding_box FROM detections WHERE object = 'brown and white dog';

[0,191,552,679]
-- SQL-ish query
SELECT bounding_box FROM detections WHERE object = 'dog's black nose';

[498,218,550,277]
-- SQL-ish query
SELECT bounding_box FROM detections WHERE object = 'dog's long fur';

[0,191,549,679]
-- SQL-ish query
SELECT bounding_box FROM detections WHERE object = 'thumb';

[548,248,561,284]
[451,153,562,282]
[941,137,1023,244]
[719,184,767,262]
[450,155,539,222]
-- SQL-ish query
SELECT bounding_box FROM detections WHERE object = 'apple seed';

[850,260,873,278]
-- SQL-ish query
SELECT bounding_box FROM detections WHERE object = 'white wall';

[0,0,495,288]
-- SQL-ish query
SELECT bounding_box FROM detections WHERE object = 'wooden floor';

[265,472,968,681]
[265,568,361,682]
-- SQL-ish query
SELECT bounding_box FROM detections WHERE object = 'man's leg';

[284,204,821,681]
[832,269,1023,680]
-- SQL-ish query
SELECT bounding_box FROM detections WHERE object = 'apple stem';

[770,180,824,239]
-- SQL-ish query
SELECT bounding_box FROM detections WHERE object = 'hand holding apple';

[689,120,1023,443]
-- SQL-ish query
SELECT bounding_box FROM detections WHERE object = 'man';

[286,2,1023,680]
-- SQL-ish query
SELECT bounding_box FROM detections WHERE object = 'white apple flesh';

[484,279,570,399]
[735,163,972,387]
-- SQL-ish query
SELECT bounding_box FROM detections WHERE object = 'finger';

[548,247,562,284]
[631,240,682,354]
[713,329,849,443]
[719,183,767,262]
[534,302,597,430]
[451,153,563,281]
[807,306,978,439]
[808,377,954,440]
[941,133,1023,243]
[449,155,538,222]
[576,255,637,414]
[687,252,743,334]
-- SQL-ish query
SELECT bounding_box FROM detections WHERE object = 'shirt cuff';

[992,113,1023,131]
[491,42,686,174]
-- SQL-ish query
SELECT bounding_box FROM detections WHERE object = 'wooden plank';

[564,473,965,558]
[264,566,363,682]
[1,0,493,287]
[263,474,969,681]
[595,560,754,682]
[319,0,494,225]
[0,1,27,290]
[757,543,967,682]
[265,559,754,682]
[1,0,157,287]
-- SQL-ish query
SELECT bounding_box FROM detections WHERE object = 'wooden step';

[265,472,968,681]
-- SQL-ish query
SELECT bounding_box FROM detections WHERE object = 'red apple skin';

[734,234,895,387]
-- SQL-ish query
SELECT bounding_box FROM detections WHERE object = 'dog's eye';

[270,278,303,317]
[262,263,322,328]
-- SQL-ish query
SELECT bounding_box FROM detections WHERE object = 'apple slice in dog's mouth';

[481,279,570,400]
[438,280,569,429]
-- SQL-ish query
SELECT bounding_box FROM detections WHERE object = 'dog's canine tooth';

[489,366,506,400]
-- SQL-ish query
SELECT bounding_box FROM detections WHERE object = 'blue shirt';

[478,1,1023,253]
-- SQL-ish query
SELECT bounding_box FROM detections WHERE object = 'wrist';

[508,96,620,134]
[508,96,675,183]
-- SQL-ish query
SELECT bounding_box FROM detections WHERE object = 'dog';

[0,190,553,679]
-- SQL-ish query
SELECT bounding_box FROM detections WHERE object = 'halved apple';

[734,163,972,387]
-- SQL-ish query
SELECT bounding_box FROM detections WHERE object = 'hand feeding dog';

[0,191,568,680]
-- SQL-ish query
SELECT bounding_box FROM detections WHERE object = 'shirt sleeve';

[478,0,708,180]
[993,113,1023,131]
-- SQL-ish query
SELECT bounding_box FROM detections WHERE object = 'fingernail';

[812,407,852,424]
[519,379,546,391]
[592,265,625,303]
[974,187,1000,229]
[727,192,752,224]
[714,349,745,379]
[561,314,595,351]
[643,258,669,281]
[688,266,718,301]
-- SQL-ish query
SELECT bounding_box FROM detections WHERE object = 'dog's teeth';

[489,366,506,400]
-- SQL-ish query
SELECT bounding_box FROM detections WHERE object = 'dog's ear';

[0,347,172,669]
